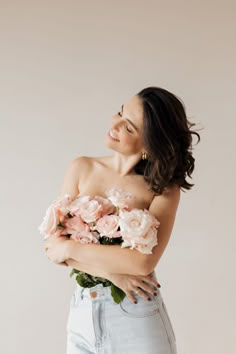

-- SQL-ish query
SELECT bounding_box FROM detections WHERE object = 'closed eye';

[117,111,133,133]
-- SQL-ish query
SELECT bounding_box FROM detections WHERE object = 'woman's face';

[105,95,145,157]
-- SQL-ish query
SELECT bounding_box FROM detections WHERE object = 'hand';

[109,273,161,304]
[44,234,72,264]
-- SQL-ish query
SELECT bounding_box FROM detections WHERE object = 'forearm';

[64,258,113,281]
[67,241,149,276]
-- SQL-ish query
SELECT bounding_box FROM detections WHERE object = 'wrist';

[65,239,75,260]
[105,272,114,282]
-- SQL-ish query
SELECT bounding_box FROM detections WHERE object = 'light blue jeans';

[66,271,177,354]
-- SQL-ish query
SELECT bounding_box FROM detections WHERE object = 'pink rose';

[69,195,115,223]
[53,194,73,213]
[77,200,102,223]
[70,230,100,244]
[38,194,72,239]
[64,215,90,235]
[69,196,102,223]
[68,196,91,215]
[93,196,115,216]
[94,215,120,237]
[105,188,133,209]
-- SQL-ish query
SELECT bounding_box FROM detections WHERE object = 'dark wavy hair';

[134,86,201,195]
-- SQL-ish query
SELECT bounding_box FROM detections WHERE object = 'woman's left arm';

[66,186,181,276]
[64,258,113,280]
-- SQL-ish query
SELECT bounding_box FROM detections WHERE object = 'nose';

[112,114,123,131]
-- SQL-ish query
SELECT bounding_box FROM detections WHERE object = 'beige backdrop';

[0,1,235,353]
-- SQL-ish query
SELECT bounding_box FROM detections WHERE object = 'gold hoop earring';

[142,152,147,160]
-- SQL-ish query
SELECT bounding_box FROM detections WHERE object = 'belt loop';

[80,287,85,300]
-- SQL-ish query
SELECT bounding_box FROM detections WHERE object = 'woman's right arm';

[64,258,160,304]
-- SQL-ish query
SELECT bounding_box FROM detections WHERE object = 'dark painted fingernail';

[154,292,157,296]
[148,297,151,301]
[158,284,161,288]
[134,300,137,304]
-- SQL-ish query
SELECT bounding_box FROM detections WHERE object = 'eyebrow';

[121,104,139,132]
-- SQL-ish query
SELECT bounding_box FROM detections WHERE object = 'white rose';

[105,188,133,209]
[119,208,160,254]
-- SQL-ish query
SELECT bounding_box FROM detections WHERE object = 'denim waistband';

[74,270,161,302]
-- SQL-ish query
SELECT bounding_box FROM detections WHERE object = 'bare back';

[76,155,156,210]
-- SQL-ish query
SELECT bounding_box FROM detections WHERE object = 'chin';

[104,137,113,147]
[104,138,117,150]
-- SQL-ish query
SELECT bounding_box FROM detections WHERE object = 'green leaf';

[70,268,80,277]
[70,270,126,305]
[70,270,117,296]
[76,273,94,287]
[110,284,126,304]
[100,236,123,245]
[70,269,75,277]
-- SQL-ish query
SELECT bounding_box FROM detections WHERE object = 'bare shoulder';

[149,184,181,218]
[89,155,113,167]
[73,155,92,169]
[59,156,92,198]
[65,156,90,178]
[163,184,181,203]
[71,154,110,182]
[73,155,110,172]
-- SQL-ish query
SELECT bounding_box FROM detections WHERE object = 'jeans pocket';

[119,294,159,318]
[160,300,176,342]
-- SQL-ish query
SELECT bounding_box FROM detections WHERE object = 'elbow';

[141,259,156,276]
[137,261,153,276]
[129,251,156,276]
[131,261,150,276]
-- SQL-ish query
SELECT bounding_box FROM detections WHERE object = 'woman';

[44,86,200,354]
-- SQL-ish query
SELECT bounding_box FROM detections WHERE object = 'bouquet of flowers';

[38,188,160,304]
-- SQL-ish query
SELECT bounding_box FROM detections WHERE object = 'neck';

[110,152,141,177]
